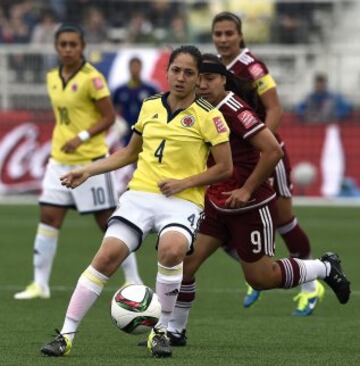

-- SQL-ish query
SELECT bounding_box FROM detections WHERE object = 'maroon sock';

[276,258,305,288]
[175,279,196,309]
[278,217,311,259]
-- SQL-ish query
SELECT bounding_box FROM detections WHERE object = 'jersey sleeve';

[246,60,276,96]
[254,74,276,96]
[232,108,265,140]
[132,101,147,134]
[88,71,110,100]
[200,109,230,146]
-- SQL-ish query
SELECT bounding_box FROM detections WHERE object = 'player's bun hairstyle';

[201,53,260,115]
[55,23,85,44]
[167,45,202,72]
[212,12,246,48]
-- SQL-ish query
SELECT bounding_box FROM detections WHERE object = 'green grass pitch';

[0,204,359,365]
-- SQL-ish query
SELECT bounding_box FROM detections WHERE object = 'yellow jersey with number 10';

[47,62,110,164]
[128,93,230,208]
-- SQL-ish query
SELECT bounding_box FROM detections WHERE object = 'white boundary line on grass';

[1,195,360,207]
[2,284,359,295]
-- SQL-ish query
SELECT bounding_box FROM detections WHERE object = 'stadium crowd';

[0,0,337,45]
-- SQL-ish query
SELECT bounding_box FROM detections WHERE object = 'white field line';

[1,195,360,207]
[2,284,360,295]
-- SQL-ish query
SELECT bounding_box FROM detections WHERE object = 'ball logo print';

[110,284,161,334]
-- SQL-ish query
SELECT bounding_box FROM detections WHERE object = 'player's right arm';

[60,133,143,189]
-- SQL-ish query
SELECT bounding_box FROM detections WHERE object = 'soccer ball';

[110,284,161,335]
[292,162,317,187]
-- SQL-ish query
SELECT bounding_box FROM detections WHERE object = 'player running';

[39,45,233,358]
[211,11,325,315]
[165,54,351,346]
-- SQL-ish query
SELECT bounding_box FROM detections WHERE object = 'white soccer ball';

[110,284,161,335]
[292,162,317,187]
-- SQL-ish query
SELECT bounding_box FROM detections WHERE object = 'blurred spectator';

[296,73,353,123]
[126,12,154,43]
[112,56,159,144]
[163,14,188,44]
[31,10,59,44]
[31,10,59,81]
[82,6,108,43]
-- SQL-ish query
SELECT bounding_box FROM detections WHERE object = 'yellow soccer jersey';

[47,62,110,164]
[128,93,230,207]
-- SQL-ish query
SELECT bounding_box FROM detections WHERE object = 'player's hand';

[60,168,90,189]
[158,179,188,197]
[61,136,82,153]
[222,188,252,209]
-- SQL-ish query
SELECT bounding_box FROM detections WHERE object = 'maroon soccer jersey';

[206,92,275,212]
[227,48,269,83]
[226,48,293,197]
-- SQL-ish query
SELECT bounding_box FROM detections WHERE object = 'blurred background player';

[295,72,353,123]
[166,54,351,346]
[39,45,232,358]
[112,56,160,145]
[111,56,160,193]
[14,23,142,301]
[211,11,324,316]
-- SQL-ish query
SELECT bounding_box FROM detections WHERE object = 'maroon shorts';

[199,197,278,263]
[271,144,293,198]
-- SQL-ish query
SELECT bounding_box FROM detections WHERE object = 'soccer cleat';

[167,329,187,347]
[243,283,261,308]
[147,326,172,358]
[292,280,325,316]
[138,329,187,347]
[40,329,72,357]
[14,282,50,300]
[320,252,351,304]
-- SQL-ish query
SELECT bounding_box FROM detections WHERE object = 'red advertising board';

[1,111,360,196]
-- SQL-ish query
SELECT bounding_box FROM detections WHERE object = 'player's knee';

[158,245,186,266]
[94,249,123,273]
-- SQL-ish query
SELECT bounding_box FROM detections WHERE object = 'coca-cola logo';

[0,116,130,194]
[0,123,51,193]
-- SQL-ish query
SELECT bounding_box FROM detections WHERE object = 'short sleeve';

[200,109,230,146]
[88,72,110,100]
[132,101,146,134]
[233,108,265,139]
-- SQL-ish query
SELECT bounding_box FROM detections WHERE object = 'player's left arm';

[224,128,283,208]
[254,72,283,133]
[158,142,233,197]
[259,87,283,133]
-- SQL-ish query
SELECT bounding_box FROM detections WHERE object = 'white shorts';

[39,159,117,214]
[104,190,202,252]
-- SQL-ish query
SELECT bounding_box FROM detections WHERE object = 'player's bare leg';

[94,209,143,286]
[41,236,130,356]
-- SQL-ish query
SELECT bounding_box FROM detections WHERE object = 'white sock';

[120,253,143,284]
[33,223,58,290]
[300,259,329,282]
[168,307,191,334]
[155,262,183,330]
[301,280,317,293]
[61,266,108,341]
[168,281,196,333]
